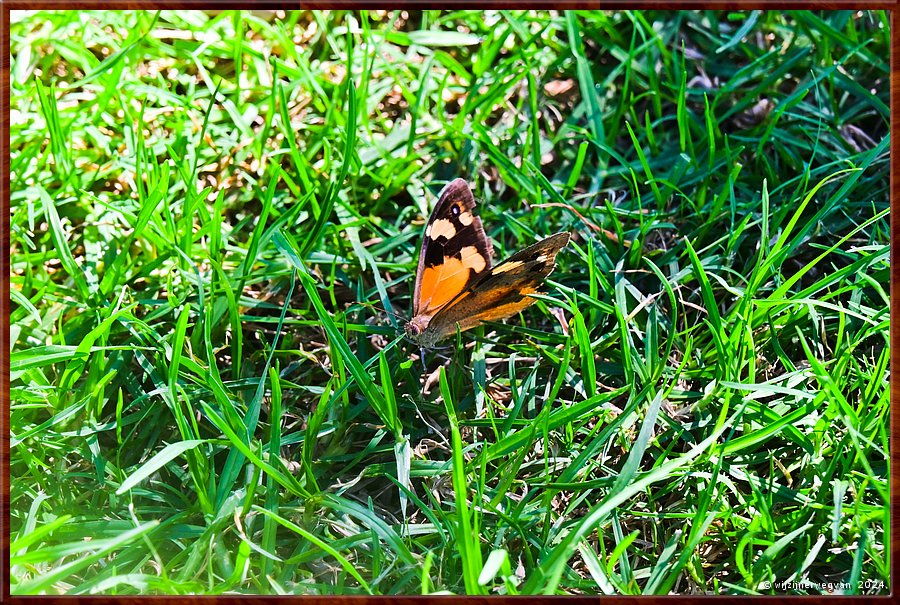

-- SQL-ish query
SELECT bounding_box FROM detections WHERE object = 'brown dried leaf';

[543,79,575,97]
[731,98,774,129]
[840,124,878,153]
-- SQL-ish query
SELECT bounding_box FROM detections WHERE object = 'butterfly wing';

[422,231,570,345]
[412,179,493,318]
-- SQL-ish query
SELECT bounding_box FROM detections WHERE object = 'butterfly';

[405,178,571,348]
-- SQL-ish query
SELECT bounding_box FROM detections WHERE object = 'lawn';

[8,9,890,595]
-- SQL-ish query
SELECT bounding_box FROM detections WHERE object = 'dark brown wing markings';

[468,231,570,293]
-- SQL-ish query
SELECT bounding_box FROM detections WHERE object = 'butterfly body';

[406,179,570,348]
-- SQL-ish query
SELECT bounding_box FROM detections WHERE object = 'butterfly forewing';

[412,179,493,317]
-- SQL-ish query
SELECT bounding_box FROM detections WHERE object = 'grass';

[8,9,890,595]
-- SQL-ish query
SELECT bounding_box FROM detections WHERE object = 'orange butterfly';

[406,179,570,348]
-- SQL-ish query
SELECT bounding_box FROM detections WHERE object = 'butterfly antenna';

[351,300,408,328]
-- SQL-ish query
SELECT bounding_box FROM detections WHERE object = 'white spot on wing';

[458,211,474,226]
[429,218,456,240]
[459,245,486,272]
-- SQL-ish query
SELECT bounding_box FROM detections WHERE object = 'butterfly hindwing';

[412,179,493,317]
